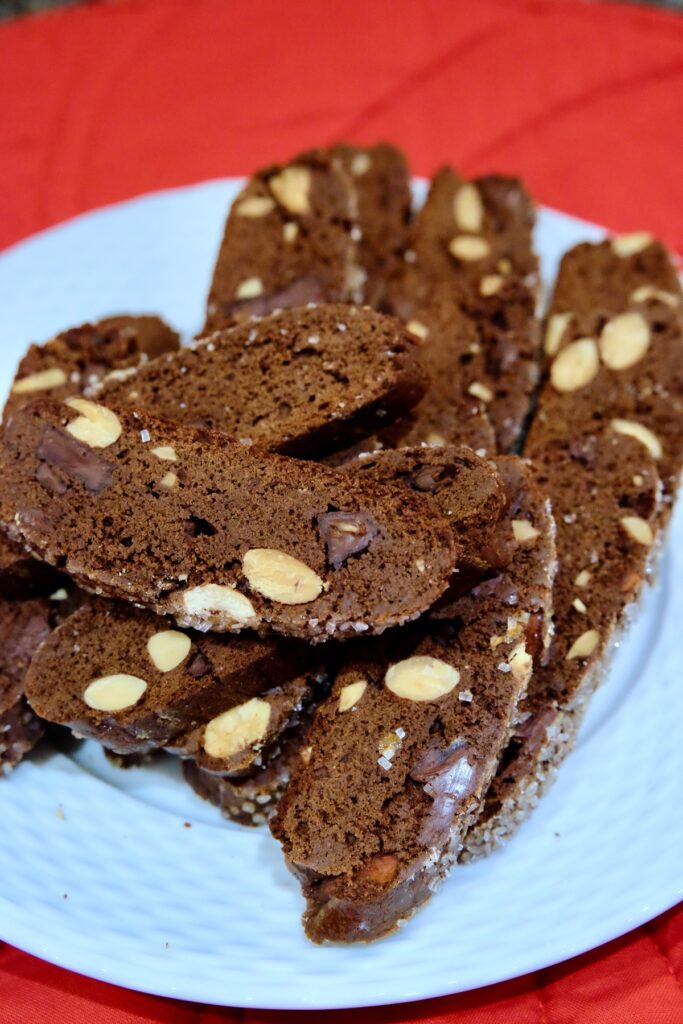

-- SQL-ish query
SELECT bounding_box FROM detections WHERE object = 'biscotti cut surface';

[0,598,52,772]
[1,399,458,641]
[386,270,539,452]
[270,456,556,942]
[331,143,411,307]
[97,305,427,458]
[346,446,512,577]
[4,315,179,421]
[464,432,660,859]
[408,168,538,292]
[166,669,324,776]
[25,600,312,756]
[548,236,682,319]
[529,292,683,510]
[204,152,360,331]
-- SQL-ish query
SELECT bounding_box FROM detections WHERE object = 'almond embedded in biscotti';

[611,232,652,257]
[160,472,178,489]
[269,166,312,214]
[566,629,600,661]
[468,382,493,403]
[508,643,532,678]
[620,515,654,546]
[182,583,259,626]
[83,673,147,712]
[234,195,276,218]
[453,183,484,233]
[151,446,178,461]
[610,419,662,459]
[480,274,504,297]
[235,277,264,300]
[242,548,324,605]
[406,319,429,340]
[385,655,460,702]
[203,697,271,759]
[65,398,122,448]
[338,679,368,712]
[448,236,491,262]
[350,152,372,177]
[512,519,540,544]
[12,368,68,395]
[146,630,191,673]
[544,312,573,356]
[549,338,599,392]
[599,313,650,371]
[630,285,680,308]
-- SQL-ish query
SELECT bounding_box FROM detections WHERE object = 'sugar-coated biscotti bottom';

[1,399,459,642]
[463,431,661,860]
[271,456,556,943]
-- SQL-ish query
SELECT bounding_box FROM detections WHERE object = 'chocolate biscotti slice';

[528,291,683,514]
[25,601,313,755]
[97,305,426,458]
[2,399,458,641]
[4,315,179,421]
[271,456,556,942]
[204,151,361,332]
[0,597,53,773]
[386,270,539,452]
[464,432,661,859]
[407,167,538,293]
[547,235,682,321]
[330,142,412,307]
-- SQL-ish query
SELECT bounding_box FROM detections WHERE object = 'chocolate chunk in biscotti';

[547,235,682,321]
[204,151,361,332]
[4,315,179,422]
[330,142,412,307]
[529,291,683,516]
[96,305,427,459]
[464,432,660,860]
[183,708,315,827]
[385,269,540,452]
[0,598,53,773]
[345,445,512,576]
[2,399,458,641]
[25,600,314,756]
[407,168,538,294]
[270,456,556,942]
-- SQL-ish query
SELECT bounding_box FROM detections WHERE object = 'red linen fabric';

[0,0,681,1019]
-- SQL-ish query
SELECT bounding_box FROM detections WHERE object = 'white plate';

[0,181,681,1011]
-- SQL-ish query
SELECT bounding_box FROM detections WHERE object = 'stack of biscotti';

[3,139,681,949]
[0,314,180,771]
[463,231,683,859]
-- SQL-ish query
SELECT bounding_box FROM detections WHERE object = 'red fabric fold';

[0,0,681,1019]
